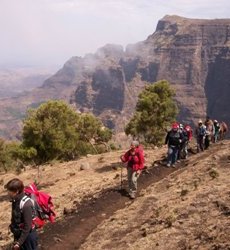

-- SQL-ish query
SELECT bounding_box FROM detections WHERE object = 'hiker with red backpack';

[120,141,144,199]
[184,124,193,142]
[5,179,55,250]
[5,178,38,250]
[23,183,55,227]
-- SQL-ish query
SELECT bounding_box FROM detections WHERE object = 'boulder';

[80,162,91,171]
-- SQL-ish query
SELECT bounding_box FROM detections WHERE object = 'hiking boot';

[166,163,171,167]
[171,164,176,168]
[130,193,136,199]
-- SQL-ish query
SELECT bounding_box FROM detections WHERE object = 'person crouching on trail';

[165,123,184,168]
[5,178,38,250]
[120,141,144,199]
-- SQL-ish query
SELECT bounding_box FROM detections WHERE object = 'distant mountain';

[0,67,55,98]
[0,15,230,140]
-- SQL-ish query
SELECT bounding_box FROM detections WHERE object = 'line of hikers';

[165,117,228,168]
[4,118,228,249]
[165,122,192,167]
[120,117,228,200]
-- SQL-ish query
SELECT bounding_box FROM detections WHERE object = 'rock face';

[125,16,230,126]
[0,15,230,139]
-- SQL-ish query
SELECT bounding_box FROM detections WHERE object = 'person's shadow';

[117,188,129,198]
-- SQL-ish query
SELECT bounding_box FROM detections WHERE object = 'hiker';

[178,124,191,160]
[184,124,193,142]
[165,123,184,167]
[177,124,185,161]
[5,178,38,250]
[120,141,144,199]
[213,120,221,143]
[219,121,228,140]
[195,120,206,152]
[204,116,214,149]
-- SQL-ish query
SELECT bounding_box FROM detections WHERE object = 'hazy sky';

[1,0,230,68]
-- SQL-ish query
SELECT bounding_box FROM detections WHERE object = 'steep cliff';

[72,15,230,131]
[126,15,230,124]
[0,16,230,139]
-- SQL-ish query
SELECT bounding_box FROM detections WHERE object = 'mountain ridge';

[0,15,230,139]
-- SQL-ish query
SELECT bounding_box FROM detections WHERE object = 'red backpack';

[20,183,56,229]
[184,125,193,141]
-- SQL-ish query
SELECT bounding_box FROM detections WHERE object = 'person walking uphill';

[196,120,206,152]
[165,123,184,168]
[213,120,221,143]
[5,178,38,250]
[204,116,214,149]
[178,124,191,160]
[120,141,144,199]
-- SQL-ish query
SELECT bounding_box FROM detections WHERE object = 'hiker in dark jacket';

[195,120,206,152]
[5,178,38,250]
[120,141,144,199]
[165,123,184,167]
[213,120,221,143]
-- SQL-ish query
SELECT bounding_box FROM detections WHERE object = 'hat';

[198,120,203,124]
[172,122,179,129]
[131,140,139,147]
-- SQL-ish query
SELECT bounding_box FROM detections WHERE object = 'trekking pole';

[120,164,123,190]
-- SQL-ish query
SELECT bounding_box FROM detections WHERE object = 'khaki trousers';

[127,167,140,195]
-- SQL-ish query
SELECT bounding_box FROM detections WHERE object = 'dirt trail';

[38,144,221,250]
[39,166,177,249]
[0,148,167,248]
[81,142,230,250]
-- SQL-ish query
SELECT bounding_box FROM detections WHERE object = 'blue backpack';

[198,126,206,136]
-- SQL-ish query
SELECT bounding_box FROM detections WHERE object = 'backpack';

[184,125,193,140]
[168,130,181,146]
[198,125,206,136]
[128,150,140,166]
[128,145,144,169]
[20,183,56,229]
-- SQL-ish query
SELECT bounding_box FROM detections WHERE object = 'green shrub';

[125,80,178,145]
[22,100,112,163]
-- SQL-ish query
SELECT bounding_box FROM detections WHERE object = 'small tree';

[0,138,9,172]
[0,139,27,172]
[9,142,37,165]
[22,100,113,163]
[125,80,178,145]
[22,100,80,163]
